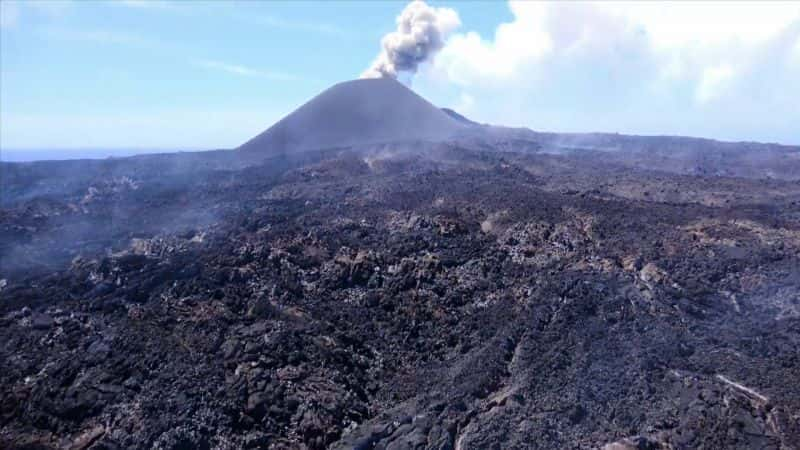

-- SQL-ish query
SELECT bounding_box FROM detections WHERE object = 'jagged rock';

[69,425,105,450]
[639,263,667,285]
[30,312,53,330]
[1,135,798,449]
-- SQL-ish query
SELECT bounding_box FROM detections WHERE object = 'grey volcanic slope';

[238,78,464,154]
[441,107,481,126]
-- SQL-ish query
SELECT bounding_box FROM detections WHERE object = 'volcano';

[238,78,465,155]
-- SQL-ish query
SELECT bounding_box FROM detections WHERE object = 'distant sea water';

[0,148,199,162]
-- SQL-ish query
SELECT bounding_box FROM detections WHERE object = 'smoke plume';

[361,1,460,79]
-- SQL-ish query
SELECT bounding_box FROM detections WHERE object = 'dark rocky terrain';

[2,80,800,449]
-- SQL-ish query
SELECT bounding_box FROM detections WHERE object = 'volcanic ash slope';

[238,77,465,155]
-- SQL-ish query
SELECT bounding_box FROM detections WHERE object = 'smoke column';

[361,0,460,79]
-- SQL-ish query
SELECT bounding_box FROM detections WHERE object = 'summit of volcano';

[238,78,466,155]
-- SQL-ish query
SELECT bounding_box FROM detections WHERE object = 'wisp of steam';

[361,0,460,79]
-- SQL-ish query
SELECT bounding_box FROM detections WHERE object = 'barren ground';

[1,145,799,449]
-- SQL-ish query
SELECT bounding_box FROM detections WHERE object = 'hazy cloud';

[235,12,345,36]
[23,0,73,18]
[39,26,155,47]
[0,0,69,29]
[195,59,297,81]
[1,109,282,150]
[0,1,20,28]
[116,0,176,10]
[696,64,734,104]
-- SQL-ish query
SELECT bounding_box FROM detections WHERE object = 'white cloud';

[433,2,799,85]
[600,2,798,48]
[696,64,734,104]
[433,3,551,84]
[415,1,800,143]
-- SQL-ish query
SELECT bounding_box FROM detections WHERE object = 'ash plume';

[361,0,460,79]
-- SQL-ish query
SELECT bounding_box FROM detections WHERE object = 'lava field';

[1,141,799,450]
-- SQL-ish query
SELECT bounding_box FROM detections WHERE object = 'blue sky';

[1,1,798,157]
